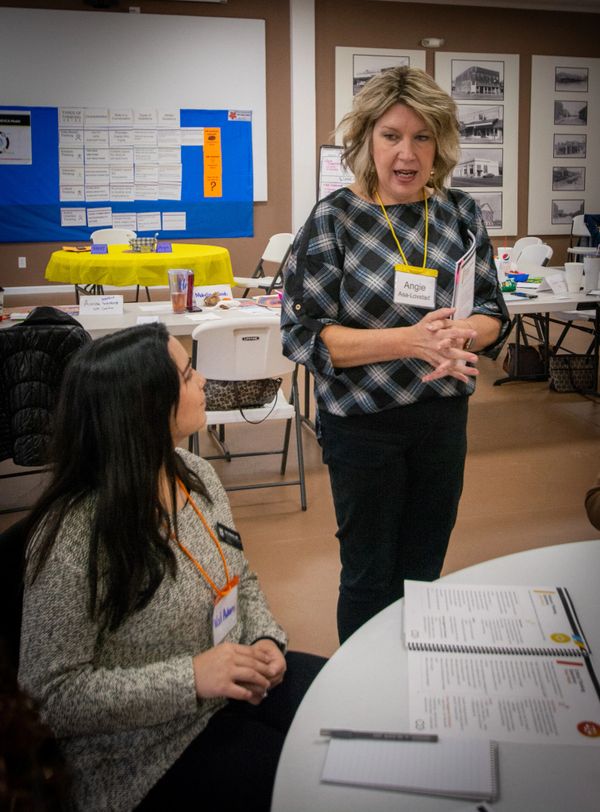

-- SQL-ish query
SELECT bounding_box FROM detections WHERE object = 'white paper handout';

[451,230,477,319]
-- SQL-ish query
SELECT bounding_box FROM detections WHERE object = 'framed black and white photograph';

[352,54,409,96]
[554,100,588,126]
[436,52,518,234]
[450,59,504,101]
[551,198,585,225]
[552,166,585,192]
[452,148,503,187]
[555,66,589,93]
[553,133,587,158]
[470,192,503,229]
[529,56,600,235]
[335,47,425,135]
[457,105,503,144]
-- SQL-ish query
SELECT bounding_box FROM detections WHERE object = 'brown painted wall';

[316,0,600,261]
[0,0,291,289]
[2,0,599,292]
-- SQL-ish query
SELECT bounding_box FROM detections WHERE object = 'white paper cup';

[583,256,600,292]
[564,262,584,293]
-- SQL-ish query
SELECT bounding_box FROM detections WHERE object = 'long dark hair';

[25,323,209,633]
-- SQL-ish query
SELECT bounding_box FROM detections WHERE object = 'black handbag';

[549,354,596,393]
[204,377,282,422]
[502,343,545,377]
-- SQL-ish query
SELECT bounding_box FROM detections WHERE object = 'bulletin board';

[0,7,266,242]
[0,106,253,243]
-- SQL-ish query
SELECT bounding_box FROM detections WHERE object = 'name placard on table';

[79,295,124,315]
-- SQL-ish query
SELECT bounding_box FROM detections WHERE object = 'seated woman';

[18,323,325,812]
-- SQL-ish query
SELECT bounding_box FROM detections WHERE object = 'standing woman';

[281,67,510,643]
[18,324,324,812]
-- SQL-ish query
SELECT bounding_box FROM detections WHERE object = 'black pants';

[320,396,468,643]
[135,651,325,812]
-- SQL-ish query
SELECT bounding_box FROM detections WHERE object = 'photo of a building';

[458,105,504,143]
[452,61,504,99]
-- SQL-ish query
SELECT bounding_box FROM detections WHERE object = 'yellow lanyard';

[170,478,235,599]
[375,189,429,269]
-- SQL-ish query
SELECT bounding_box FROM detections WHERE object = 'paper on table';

[184,312,221,321]
[137,303,173,313]
[407,650,600,745]
[321,737,498,802]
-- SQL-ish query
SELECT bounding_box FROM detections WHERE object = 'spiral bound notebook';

[403,581,590,657]
[404,581,600,745]
[321,737,499,802]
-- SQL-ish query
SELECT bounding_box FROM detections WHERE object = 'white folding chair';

[515,243,553,271]
[189,316,307,510]
[77,228,151,303]
[512,236,542,264]
[570,214,591,248]
[233,232,294,297]
[91,227,136,245]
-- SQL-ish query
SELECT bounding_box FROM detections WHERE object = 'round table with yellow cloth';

[45,244,234,288]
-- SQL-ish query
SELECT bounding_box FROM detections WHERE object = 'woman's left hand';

[251,639,287,690]
[421,314,479,384]
[237,640,286,704]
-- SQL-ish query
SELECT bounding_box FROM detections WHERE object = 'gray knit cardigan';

[18,449,287,811]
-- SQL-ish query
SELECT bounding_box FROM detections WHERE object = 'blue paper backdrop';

[0,106,253,242]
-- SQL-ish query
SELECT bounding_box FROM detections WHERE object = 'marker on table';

[319,728,438,742]
[512,291,538,298]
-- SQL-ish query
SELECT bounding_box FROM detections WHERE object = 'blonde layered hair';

[338,66,460,198]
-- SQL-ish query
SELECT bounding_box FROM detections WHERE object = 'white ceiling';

[370,0,600,14]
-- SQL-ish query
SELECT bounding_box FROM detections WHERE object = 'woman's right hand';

[406,307,478,383]
[192,642,272,704]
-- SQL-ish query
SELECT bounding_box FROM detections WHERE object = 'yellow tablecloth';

[45,244,234,287]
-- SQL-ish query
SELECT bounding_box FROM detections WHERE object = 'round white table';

[272,540,600,812]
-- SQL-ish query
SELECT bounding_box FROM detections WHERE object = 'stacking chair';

[511,236,542,264]
[189,316,307,510]
[570,215,591,248]
[233,232,294,298]
[515,243,553,270]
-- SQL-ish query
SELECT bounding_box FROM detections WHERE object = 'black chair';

[0,307,91,514]
[0,516,69,809]
[0,516,29,671]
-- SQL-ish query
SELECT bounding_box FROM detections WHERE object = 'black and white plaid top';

[281,187,510,417]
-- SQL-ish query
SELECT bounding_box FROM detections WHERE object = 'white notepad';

[321,737,498,802]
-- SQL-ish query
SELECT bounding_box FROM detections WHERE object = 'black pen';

[320,728,438,742]
[512,291,538,298]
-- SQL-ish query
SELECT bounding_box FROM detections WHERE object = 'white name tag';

[394,268,437,309]
[212,583,238,645]
[79,295,124,314]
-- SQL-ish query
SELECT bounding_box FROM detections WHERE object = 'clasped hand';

[193,639,286,705]
[410,307,478,384]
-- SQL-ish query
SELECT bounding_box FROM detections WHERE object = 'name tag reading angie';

[393,264,438,309]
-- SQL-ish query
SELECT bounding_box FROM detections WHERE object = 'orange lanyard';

[170,478,234,599]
